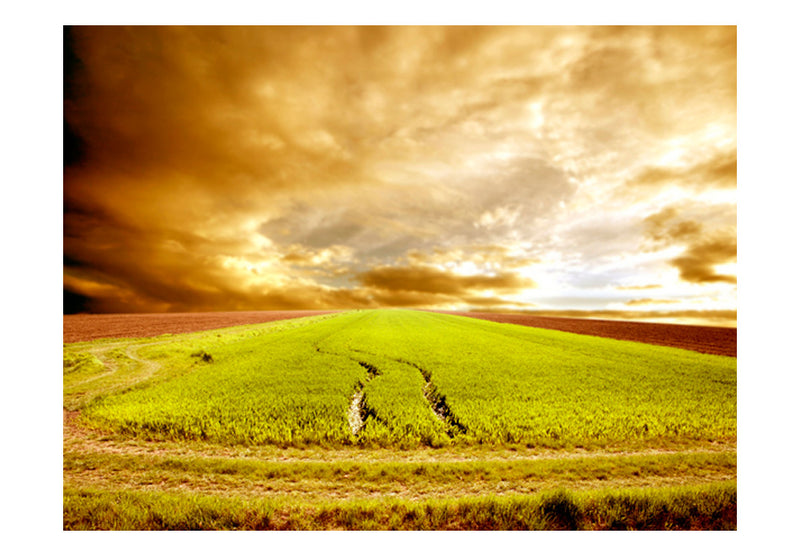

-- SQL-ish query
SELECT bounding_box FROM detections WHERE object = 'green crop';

[67,309,736,447]
[63,482,737,530]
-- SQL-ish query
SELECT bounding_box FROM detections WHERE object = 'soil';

[433,311,737,357]
[63,310,339,343]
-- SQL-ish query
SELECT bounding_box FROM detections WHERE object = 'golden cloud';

[624,298,679,306]
[629,150,737,190]
[404,245,539,270]
[642,205,736,285]
[515,309,737,327]
[644,207,704,243]
[358,265,536,296]
[672,237,737,284]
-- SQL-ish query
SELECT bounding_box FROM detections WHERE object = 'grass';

[63,447,736,504]
[67,309,736,447]
[63,481,736,530]
[63,309,737,530]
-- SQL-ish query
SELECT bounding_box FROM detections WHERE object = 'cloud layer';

[64,26,737,326]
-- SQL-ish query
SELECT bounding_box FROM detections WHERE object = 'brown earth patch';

[63,310,339,343]
[432,311,737,357]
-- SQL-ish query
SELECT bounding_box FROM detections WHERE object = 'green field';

[63,309,737,530]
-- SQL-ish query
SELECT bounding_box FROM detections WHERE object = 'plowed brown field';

[63,310,339,343]
[433,311,736,357]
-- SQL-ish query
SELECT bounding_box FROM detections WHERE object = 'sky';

[63,25,737,326]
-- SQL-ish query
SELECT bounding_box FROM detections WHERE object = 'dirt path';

[64,463,736,504]
[124,344,161,378]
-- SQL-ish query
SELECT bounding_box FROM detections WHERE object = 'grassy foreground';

[64,482,736,530]
[63,309,736,530]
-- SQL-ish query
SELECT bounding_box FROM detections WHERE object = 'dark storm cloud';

[365,288,530,310]
[65,27,367,184]
[63,289,91,315]
[358,265,535,296]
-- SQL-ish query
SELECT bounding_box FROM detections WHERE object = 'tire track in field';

[313,342,383,438]
[324,315,467,438]
[347,361,381,436]
[393,358,468,438]
[333,343,469,439]
[310,312,407,438]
